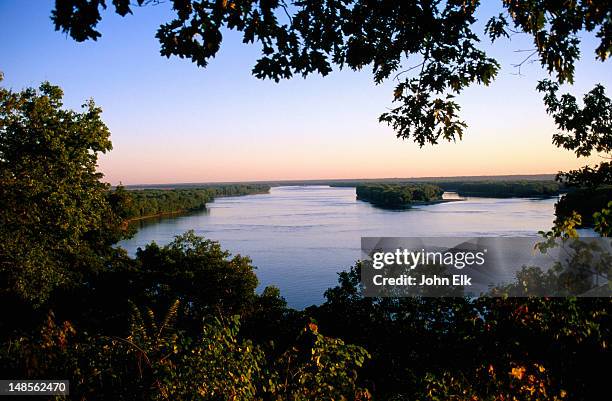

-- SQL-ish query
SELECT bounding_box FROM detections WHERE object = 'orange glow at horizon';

[97,123,601,185]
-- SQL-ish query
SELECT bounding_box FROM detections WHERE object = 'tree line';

[435,180,563,198]
[120,185,270,220]
[345,180,564,199]
[48,0,611,239]
[2,0,611,397]
[348,180,608,229]
[2,79,610,400]
[355,183,444,208]
[555,187,612,228]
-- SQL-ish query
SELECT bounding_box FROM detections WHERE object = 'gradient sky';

[1,1,610,185]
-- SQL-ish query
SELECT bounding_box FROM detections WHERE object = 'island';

[331,178,564,198]
[355,183,446,208]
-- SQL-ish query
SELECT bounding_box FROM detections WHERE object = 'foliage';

[356,183,443,208]
[3,260,610,400]
[594,201,612,237]
[28,230,262,338]
[108,305,267,401]
[538,80,612,159]
[4,3,612,394]
[487,1,610,82]
[0,79,127,307]
[494,239,612,297]
[1,306,370,401]
[133,231,260,319]
[311,264,611,400]
[49,0,612,235]
[436,180,562,198]
[538,80,612,235]
[420,362,569,401]
[50,1,610,147]
[270,321,371,401]
[1,305,265,401]
[555,187,612,228]
[538,79,611,202]
[122,185,270,220]
[333,180,563,198]
[556,162,612,189]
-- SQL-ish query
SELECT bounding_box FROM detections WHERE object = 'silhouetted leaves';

[51,1,611,146]
[538,80,612,158]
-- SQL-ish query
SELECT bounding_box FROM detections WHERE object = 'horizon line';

[117,173,559,188]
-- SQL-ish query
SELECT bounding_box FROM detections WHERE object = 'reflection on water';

[129,208,210,231]
[119,186,573,308]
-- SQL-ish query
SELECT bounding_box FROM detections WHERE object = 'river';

[119,185,569,308]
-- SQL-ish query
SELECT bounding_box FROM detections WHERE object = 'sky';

[0,1,610,185]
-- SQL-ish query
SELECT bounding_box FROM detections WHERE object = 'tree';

[50,0,610,146]
[133,231,260,319]
[311,263,611,400]
[49,1,612,231]
[537,80,612,235]
[0,77,122,307]
[1,305,371,401]
[539,80,611,188]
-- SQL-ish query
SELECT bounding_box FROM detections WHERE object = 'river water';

[119,185,567,308]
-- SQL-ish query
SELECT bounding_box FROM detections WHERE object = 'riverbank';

[357,197,465,209]
[126,209,201,223]
[355,183,445,209]
[118,186,560,308]
[118,184,270,223]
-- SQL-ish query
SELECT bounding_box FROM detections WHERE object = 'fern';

[127,300,180,348]
[158,299,180,341]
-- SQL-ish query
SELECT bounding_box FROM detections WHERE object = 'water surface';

[119,186,564,308]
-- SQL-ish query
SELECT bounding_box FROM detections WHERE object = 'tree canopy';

[436,180,562,198]
[356,183,443,207]
[51,0,611,146]
[49,1,612,233]
[1,76,611,400]
[0,77,124,306]
[0,2,611,398]
[123,185,270,220]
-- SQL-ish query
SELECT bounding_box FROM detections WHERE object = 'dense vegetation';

[2,78,610,401]
[1,0,611,398]
[356,184,444,208]
[555,187,612,227]
[122,185,270,220]
[435,180,563,198]
[342,180,563,199]
[48,0,612,233]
